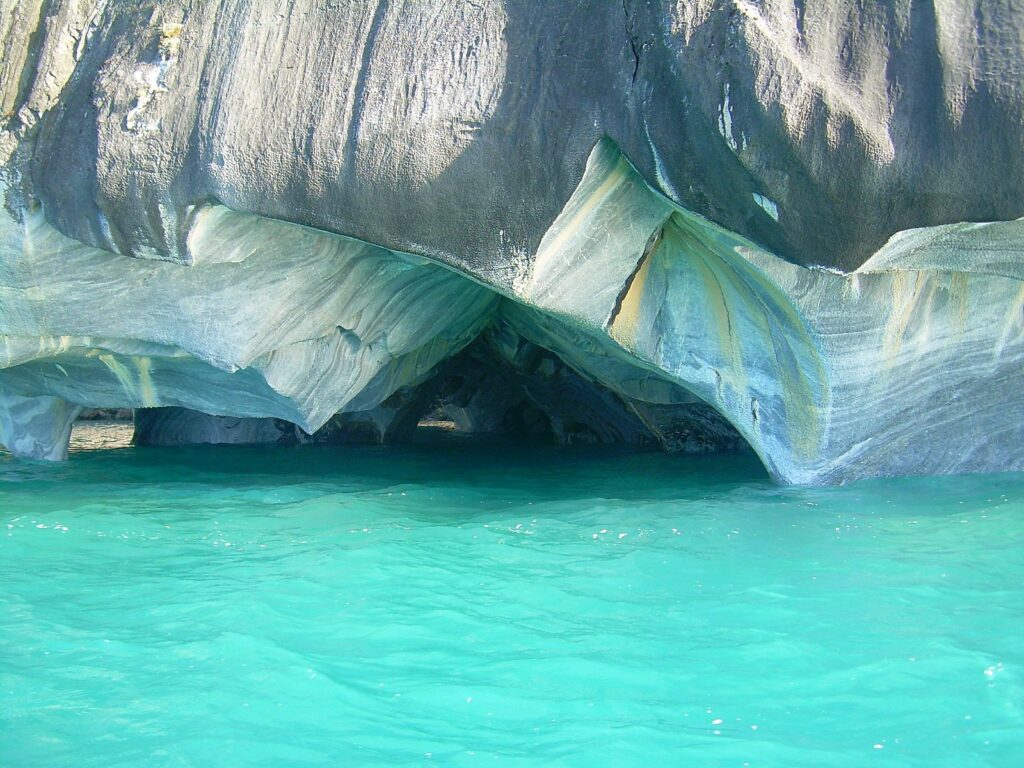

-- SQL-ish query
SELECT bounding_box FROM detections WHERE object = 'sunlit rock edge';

[2,138,1022,485]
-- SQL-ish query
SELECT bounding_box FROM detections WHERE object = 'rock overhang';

[3,2,1024,484]
[3,136,1024,485]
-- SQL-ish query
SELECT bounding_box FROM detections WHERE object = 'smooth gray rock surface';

[2,2,1024,484]
[5,1,1024,274]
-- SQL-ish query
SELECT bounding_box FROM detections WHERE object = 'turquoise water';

[2,433,1022,767]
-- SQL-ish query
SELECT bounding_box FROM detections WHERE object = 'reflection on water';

[69,420,134,451]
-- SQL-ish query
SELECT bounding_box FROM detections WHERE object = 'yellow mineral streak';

[97,354,157,406]
[949,272,970,335]
[630,214,828,462]
[135,356,156,407]
[608,246,653,349]
[994,282,1024,359]
[882,271,928,366]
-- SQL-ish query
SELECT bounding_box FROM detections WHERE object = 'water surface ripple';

[2,434,1022,766]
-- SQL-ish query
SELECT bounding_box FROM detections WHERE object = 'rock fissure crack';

[622,0,641,84]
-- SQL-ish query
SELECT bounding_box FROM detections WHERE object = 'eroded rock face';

[2,2,1023,484]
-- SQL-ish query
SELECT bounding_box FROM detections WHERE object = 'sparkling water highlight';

[2,429,1022,766]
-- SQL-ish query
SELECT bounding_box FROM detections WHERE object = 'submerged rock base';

[3,140,1024,484]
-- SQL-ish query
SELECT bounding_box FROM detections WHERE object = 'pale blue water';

[2,432,1022,767]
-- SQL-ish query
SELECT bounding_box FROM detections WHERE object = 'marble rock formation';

[2,2,1023,484]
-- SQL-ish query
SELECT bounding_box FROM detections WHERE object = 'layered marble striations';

[2,2,1024,484]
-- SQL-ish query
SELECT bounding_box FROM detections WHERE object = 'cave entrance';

[402,324,749,454]
[411,337,638,445]
[414,393,555,443]
[76,323,753,459]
